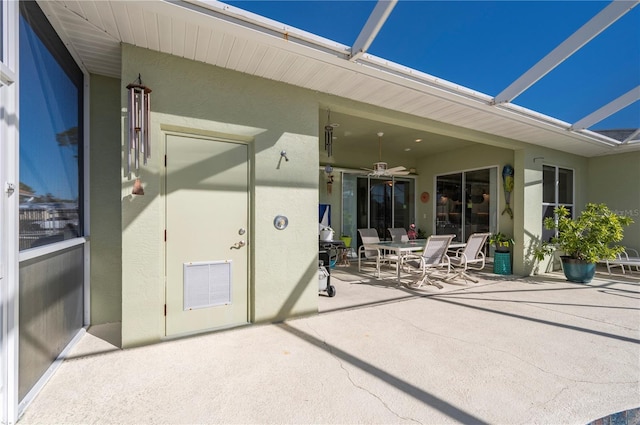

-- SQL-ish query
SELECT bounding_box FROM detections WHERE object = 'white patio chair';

[602,248,640,275]
[404,234,454,289]
[357,228,402,277]
[357,229,381,276]
[387,228,409,242]
[446,232,490,284]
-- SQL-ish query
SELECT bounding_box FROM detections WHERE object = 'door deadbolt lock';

[238,228,246,235]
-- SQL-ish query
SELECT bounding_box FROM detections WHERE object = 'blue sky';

[20,15,80,201]
[225,1,640,131]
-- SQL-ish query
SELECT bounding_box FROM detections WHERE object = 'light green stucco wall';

[120,45,319,347]
[89,74,122,325]
[517,146,589,275]
[587,152,640,253]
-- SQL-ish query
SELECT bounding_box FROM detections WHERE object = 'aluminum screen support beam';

[350,0,397,62]
[622,129,640,145]
[492,0,639,105]
[571,86,640,130]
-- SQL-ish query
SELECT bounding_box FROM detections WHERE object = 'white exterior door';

[165,133,249,336]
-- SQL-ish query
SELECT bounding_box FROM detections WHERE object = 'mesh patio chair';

[446,232,490,284]
[357,229,381,276]
[357,228,402,277]
[387,228,409,242]
[404,234,454,289]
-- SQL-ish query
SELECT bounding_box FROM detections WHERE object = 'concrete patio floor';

[18,263,640,424]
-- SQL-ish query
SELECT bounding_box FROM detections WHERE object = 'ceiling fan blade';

[387,166,407,173]
[390,170,410,176]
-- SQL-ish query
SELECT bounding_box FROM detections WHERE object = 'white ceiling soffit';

[37,0,639,157]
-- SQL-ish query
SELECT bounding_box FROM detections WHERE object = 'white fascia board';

[571,86,640,130]
[179,0,351,58]
[350,0,397,61]
[493,0,639,105]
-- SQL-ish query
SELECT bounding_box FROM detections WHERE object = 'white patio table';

[364,239,465,283]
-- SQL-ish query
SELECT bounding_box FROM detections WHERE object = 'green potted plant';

[340,234,352,248]
[489,232,514,253]
[538,203,633,283]
[489,232,514,274]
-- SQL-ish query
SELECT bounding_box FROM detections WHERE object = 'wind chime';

[127,74,152,195]
[324,109,334,157]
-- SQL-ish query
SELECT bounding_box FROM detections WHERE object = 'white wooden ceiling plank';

[231,41,258,73]
[193,27,212,63]
[62,1,84,16]
[183,23,199,60]
[74,1,103,31]
[421,104,461,122]
[309,63,349,91]
[253,47,282,78]
[225,38,248,70]
[144,10,161,52]
[272,53,298,81]
[111,2,135,45]
[205,32,224,66]
[93,1,121,40]
[332,73,368,95]
[384,92,427,111]
[243,44,270,76]
[279,57,312,85]
[171,17,186,57]
[217,34,236,68]
[126,3,148,47]
[282,59,321,86]
[156,15,173,53]
[404,97,443,115]
[265,50,296,79]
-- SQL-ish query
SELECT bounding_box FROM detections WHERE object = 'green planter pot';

[340,236,352,248]
[561,257,596,283]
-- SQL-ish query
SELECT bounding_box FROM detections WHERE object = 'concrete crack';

[303,322,423,424]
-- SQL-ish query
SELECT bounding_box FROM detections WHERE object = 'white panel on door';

[183,261,232,310]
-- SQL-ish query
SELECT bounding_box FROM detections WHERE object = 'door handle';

[230,240,246,250]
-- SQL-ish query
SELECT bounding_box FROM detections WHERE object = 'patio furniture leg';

[445,270,479,284]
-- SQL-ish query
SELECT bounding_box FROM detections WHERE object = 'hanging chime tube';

[126,77,152,178]
[324,125,333,157]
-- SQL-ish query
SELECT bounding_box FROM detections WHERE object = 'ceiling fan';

[362,132,410,177]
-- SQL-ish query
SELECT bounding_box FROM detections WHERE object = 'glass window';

[19,2,83,250]
[542,165,556,204]
[436,173,463,241]
[541,165,574,240]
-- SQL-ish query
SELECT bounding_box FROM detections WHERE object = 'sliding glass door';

[435,167,497,242]
[349,176,415,242]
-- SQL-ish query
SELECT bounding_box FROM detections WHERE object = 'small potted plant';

[340,234,352,248]
[489,232,514,253]
[537,203,633,283]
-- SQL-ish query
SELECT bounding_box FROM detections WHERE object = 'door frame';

[1,0,20,422]
[161,129,253,337]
